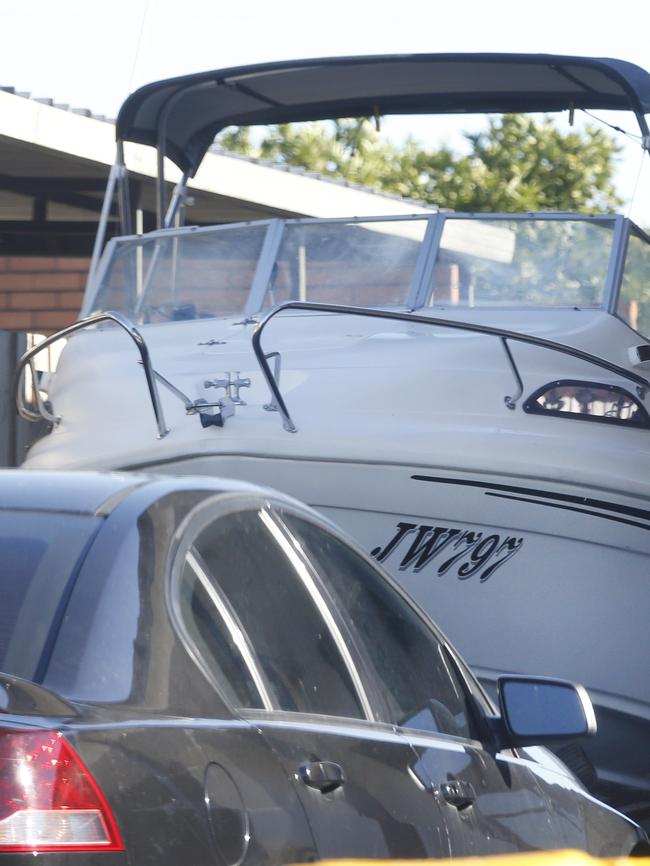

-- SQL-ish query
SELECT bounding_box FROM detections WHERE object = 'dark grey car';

[0,470,646,863]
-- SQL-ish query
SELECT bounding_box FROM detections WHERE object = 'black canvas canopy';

[116,53,650,176]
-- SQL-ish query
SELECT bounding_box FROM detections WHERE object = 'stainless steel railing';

[252,302,650,433]
[14,311,170,439]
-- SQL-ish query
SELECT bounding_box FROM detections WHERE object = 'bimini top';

[116,53,650,175]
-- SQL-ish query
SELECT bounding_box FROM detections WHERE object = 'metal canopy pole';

[164,170,191,229]
[85,154,121,293]
[116,140,133,237]
[634,109,650,152]
[156,126,166,230]
[156,89,191,229]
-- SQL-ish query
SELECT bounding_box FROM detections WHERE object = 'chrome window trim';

[167,492,374,720]
[258,507,375,722]
[184,546,274,710]
[168,493,281,711]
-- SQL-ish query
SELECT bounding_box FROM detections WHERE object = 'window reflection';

[262,220,426,309]
[279,512,476,739]
[500,680,590,738]
[429,218,613,309]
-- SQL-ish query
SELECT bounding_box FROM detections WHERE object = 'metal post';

[156,139,166,229]
[156,84,195,229]
[14,312,170,439]
[136,208,144,302]
[85,159,121,293]
[116,141,133,237]
[164,171,191,229]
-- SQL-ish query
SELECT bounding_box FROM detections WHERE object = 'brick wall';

[0,257,89,334]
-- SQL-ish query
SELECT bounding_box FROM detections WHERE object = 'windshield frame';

[83,211,631,322]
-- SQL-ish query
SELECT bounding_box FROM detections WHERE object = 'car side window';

[174,506,366,720]
[178,551,266,710]
[280,513,476,740]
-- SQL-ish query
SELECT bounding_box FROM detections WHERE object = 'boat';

[15,54,650,824]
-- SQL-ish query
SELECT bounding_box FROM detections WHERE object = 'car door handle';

[439,779,476,809]
[299,761,346,794]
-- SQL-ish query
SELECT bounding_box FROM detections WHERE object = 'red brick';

[33,311,77,332]
[0,256,90,274]
[0,272,87,292]
[0,273,37,290]
[6,257,58,272]
[11,291,59,310]
[53,257,90,272]
[58,291,84,309]
[29,273,81,290]
[0,311,35,330]
[11,292,57,310]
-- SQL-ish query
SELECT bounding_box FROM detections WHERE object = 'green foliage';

[216,115,623,213]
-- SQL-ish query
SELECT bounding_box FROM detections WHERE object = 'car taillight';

[0,729,124,852]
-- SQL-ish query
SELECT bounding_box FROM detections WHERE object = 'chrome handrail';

[14,311,170,439]
[252,301,650,433]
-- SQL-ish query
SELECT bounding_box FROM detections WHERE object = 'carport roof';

[0,85,433,236]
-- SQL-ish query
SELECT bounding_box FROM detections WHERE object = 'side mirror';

[497,675,596,746]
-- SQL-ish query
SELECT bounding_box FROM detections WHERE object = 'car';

[0,469,646,863]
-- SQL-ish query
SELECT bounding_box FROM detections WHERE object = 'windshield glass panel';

[0,511,98,681]
[261,219,427,309]
[428,217,614,308]
[92,224,268,323]
[88,215,618,323]
[617,229,650,339]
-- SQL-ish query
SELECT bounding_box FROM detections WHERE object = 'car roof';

[0,470,152,515]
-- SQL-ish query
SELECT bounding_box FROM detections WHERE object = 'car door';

[277,507,585,855]
[171,494,461,859]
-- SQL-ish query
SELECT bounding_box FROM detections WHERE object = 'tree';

[216,115,622,213]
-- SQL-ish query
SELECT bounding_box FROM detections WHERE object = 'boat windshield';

[88,214,628,324]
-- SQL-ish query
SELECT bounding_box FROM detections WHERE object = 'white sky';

[2,0,649,222]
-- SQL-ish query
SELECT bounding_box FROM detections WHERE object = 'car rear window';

[0,510,100,682]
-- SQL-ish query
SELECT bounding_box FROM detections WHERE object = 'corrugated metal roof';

[0,86,114,123]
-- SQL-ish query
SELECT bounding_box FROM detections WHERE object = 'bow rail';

[252,302,650,433]
[14,311,170,439]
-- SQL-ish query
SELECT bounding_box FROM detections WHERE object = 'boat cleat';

[204,372,251,405]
